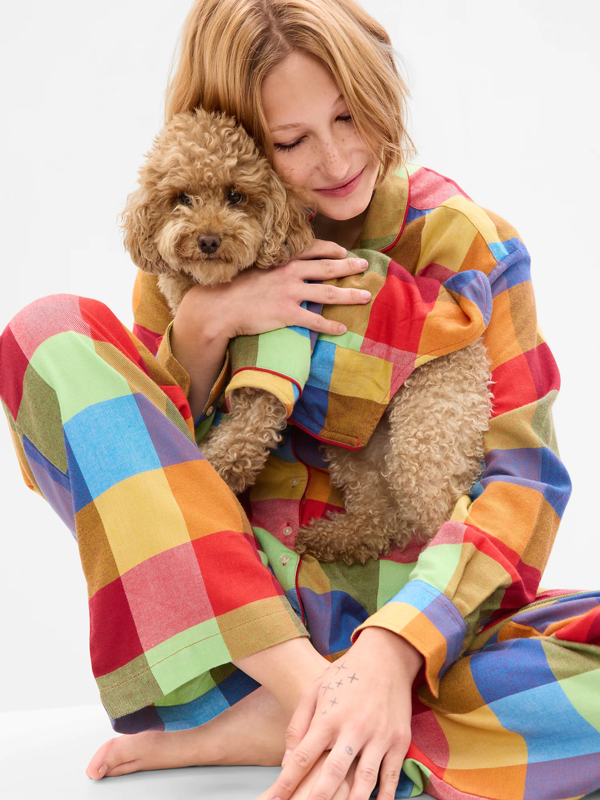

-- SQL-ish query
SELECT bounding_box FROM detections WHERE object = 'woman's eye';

[227,190,244,205]
[176,193,193,207]
[273,115,353,153]
[274,137,305,153]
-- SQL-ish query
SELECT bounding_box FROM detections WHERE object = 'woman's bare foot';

[86,685,289,780]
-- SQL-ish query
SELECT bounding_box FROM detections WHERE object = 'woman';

[1,1,598,799]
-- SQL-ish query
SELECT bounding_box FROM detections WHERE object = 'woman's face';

[261,50,379,221]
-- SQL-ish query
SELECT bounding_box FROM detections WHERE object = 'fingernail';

[338,324,347,334]
[360,290,371,301]
[98,764,108,779]
[359,258,369,269]
[282,748,291,766]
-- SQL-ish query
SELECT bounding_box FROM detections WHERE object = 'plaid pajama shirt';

[1,163,599,799]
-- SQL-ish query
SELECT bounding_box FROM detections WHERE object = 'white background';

[1,0,599,714]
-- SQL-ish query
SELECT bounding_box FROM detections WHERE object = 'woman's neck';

[311,202,371,251]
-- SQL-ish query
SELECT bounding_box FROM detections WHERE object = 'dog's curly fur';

[121,106,493,565]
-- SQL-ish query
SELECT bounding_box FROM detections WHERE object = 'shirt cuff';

[350,579,466,698]
[193,350,230,429]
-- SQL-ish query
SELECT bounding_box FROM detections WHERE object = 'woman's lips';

[314,167,365,198]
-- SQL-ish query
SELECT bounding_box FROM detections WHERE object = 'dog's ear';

[119,185,171,274]
[254,172,315,269]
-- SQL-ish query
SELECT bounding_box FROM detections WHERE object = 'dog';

[121,106,492,564]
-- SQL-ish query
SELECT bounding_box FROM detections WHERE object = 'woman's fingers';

[299,282,371,307]
[268,730,332,800]
[295,239,349,262]
[298,741,362,800]
[368,744,407,800]
[282,681,321,766]
[295,256,369,281]
[344,741,396,800]
[294,306,348,336]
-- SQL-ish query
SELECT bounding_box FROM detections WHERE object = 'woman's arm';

[352,205,572,697]
[132,239,372,426]
[169,289,230,422]
[264,197,572,800]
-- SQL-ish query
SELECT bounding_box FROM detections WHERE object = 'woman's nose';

[319,140,351,180]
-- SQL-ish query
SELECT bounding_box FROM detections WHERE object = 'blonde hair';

[164,0,414,188]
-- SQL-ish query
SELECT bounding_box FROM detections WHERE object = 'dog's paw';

[294,518,384,565]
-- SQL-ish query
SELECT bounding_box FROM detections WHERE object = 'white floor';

[1,704,599,800]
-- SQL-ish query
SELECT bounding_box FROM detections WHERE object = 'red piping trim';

[291,428,308,626]
[295,558,306,627]
[381,166,412,253]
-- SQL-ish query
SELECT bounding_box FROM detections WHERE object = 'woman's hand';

[265,628,424,800]
[171,239,370,419]
[192,238,371,341]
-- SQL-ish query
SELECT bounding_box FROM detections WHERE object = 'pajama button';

[290,478,300,487]
[283,525,293,536]
[206,405,214,416]
[279,555,290,565]
[475,624,485,635]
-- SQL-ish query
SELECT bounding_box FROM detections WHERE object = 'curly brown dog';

[121,106,492,564]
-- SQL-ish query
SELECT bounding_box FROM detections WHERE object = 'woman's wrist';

[170,289,232,419]
[354,626,424,680]
[233,638,328,719]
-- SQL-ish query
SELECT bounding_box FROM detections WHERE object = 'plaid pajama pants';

[1,294,599,800]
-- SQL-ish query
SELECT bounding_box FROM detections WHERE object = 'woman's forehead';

[261,51,343,130]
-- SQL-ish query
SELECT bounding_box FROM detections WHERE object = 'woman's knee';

[0,293,119,412]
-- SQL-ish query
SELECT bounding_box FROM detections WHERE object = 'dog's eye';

[227,190,244,205]
[176,193,193,207]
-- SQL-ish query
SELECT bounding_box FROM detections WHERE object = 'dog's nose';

[198,234,222,255]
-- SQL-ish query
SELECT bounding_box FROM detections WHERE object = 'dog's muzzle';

[197,234,222,255]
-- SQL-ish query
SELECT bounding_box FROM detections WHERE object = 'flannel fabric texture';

[1,163,599,800]
[227,247,492,448]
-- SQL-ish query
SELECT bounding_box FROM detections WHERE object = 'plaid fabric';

[0,295,308,723]
[2,163,599,799]
[228,245,492,448]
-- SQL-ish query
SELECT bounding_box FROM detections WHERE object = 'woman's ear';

[254,171,315,269]
[119,185,170,274]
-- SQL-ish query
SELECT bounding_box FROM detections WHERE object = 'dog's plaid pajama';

[1,164,599,799]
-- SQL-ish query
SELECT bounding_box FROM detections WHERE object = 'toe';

[86,735,134,780]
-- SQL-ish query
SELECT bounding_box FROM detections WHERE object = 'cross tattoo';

[336,679,343,687]
[349,673,359,683]
[335,662,349,674]
[330,697,338,707]
[322,683,333,693]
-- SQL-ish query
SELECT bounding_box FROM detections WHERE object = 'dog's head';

[120,107,315,285]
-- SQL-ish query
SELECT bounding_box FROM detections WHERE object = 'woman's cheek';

[277,157,311,191]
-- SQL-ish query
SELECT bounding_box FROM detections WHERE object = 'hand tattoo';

[345,746,353,755]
